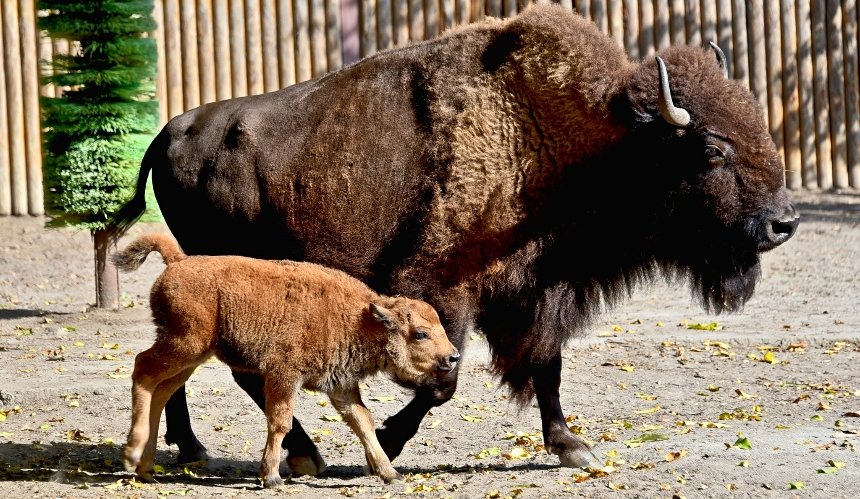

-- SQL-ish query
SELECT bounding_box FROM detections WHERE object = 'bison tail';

[113,234,187,272]
[106,129,166,237]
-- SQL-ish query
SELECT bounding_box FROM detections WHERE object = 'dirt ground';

[1,190,858,498]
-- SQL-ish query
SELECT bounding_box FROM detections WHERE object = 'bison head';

[619,44,798,313]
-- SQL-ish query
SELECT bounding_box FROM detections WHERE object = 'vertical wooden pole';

[394,0,409,45]
[747,3,768,118]
[154,0,170,123]
[165,0,185,116]
[341,0,359,65]
[409,0,424,41]
[487,0,502,18]
[93,230,119,310]
[0,4,10,216]
[639,0,655,57]
[730,0,748,89]
[3,0,27,215]
[575,0,590,18]
[455,0,469,26]
[441,0,454,30]
[198,0,218,102]
[826,0,849,187]
[763,2,784,169]
[214,0,233,99]
[842,0,860,187]
[796,0,818,187]
[360,0,377,57]
[180,0,200,108]
[470,0,484,23]
[229,0,249,94]
[503,0,517,18]
[715,0,732,76]
[310,0,327,76]
[424,0,438,38]
[262,0,280,91]
[669,0,685,45]
[245,0,264,94]
[700,0,717,44]
[623,0,639,60]
[653,0,670,51]
[684,0,700,46]
[325,0,342,71]
[19,0,42,215]
[780,0,801,189]
[377,0,394,50]
[592,0,608,33]
[811,0,833,188]
[608,0,624,47]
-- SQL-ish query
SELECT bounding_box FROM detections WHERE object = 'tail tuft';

[113,234,186,272]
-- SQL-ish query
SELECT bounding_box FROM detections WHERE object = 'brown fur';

[115,235,457,486]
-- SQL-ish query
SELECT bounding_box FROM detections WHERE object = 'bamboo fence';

[2,0,858,215]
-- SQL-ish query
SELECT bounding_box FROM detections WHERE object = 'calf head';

[619,44,798,313]
[371,299,459,386]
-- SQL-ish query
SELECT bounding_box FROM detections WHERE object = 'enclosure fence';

[1,0,859,216]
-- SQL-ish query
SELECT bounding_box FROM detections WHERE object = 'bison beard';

[112,4,797,470]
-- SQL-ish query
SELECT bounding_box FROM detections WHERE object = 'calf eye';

[415,330,429,340]
[704,145,725,168]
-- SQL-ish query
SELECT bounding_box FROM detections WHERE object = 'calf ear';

[370,303,396,330]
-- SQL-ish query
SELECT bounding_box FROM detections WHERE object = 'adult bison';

[112,4,798,471]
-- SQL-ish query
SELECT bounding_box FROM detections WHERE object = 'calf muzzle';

[437,349,461,372]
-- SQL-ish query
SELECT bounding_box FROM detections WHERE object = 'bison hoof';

[556,446,603,469]
[287,450,327,476]
[262,475,285,488]
[175,447,209,466]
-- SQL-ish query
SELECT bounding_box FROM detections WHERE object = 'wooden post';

[441,0,454,30]
[700,0,717,45]
[341,0,359,65]
[639,0,655,57]
[826,0,849,188]
[455,0,468,26]
[19,0,42,215]
[93,230,119,310]
[684,0,700,46]
[262,0,280,91]
[487,0,502,18]
[592,0,608,33]
[310,0,327,76]
[780,0,801,189]
[409,0,424,41]
[730,0,748,89]
[181,0,200,108]
[608,0,624,47]
[0,3,10,216]
[154,0,169,123]
[214,0,234,98]
[245,0,264,94]
[424,0,439,38]
[653,0,669,51]
[377,0,394,50]
[503,0,517,18]
[796,0,818,187]
[165,0,185,116]
[623,0,639,60]
[229,0,249,94]
[325,0,342,71]
[716,0,732,76]
[470,0,484,23]
[394,0,409,45]
[747,3,768,118]
[360,0,377,57]
[2,0,27,215]
[198,0,218,102]
[669,0,684,45]
[575,0,590,18]
[763,2,784,168]
[842,0,860,187]
[276,0,296,86]
[811,0,833,188]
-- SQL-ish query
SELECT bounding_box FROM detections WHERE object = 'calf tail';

[113,234,187,272]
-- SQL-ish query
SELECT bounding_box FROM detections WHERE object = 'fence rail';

[1,0,858,215]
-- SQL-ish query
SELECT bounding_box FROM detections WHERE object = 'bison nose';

[761,205,799,251]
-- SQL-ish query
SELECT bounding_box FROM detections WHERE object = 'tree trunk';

[93,229,119,310]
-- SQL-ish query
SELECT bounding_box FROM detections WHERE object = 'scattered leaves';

[687,322,722,331]
[623,433,668,448]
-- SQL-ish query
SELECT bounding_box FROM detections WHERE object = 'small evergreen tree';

[40,0,158,309]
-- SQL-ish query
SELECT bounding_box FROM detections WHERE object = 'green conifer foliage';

[40,0,158,229]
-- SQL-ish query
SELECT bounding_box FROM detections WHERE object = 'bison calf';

[115,234,459,487]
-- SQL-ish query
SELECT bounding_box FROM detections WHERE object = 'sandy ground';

[0,190,858,498]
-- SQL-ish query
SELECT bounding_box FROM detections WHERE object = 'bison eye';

[704,145,725,168]
[414,330,429,340]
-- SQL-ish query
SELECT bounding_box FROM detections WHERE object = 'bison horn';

[656,57,691,127]
[708,41,729,79]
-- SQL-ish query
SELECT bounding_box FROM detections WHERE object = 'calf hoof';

[136,467,155,483]
[122,446,140,473]
[380,470,403,484]
[262,475,285,489]
[287,450,327,476]
[555,446,603,469]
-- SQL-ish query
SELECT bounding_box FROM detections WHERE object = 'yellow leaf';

[302,388,319,396]
[762,351,779,364]
[611,325,624,332]
[461,414,483,423]
[502,446,531,460]
[73,341,85,347]
[635,405,660,415]
[665,449,688,462]
[656,321,664,327]
[735,388,754,399]
[370,395,396,403]
[608,482,629,490]
[474,447,500,459]
[321,414,342,422]
[635,392,657,400]
[101,342,120,350]
[707,384,721,392]
[427,419,442,429]
[620,364,634,372]
[0,431,12,437]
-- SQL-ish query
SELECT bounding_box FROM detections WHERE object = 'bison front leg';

[163,386,209,464]
[532,352,602,469]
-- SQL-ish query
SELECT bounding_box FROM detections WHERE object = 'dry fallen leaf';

[665,449,688,462]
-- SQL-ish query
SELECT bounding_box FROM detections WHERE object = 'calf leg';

[139,367,198,480]
[164,387,208,463]
[260,376,298,488]
[330,386,401,483]
[232,371,326,476]
[532,352,602,469]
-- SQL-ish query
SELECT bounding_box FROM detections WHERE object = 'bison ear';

[370,303,396,330]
